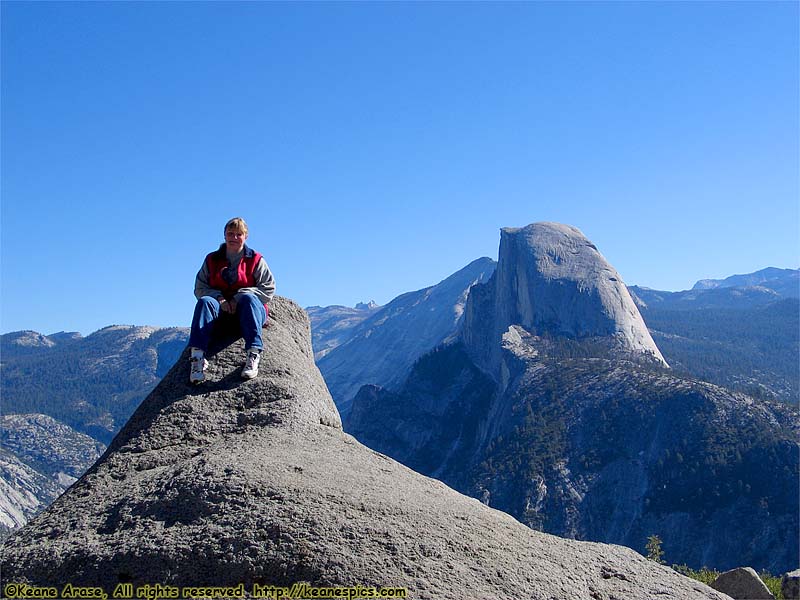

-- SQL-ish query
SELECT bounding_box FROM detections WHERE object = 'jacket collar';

[212,243,255,260]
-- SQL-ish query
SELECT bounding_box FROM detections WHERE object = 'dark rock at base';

[710,567,774,600]
[783,569,800,600]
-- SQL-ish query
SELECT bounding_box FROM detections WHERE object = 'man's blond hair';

[224,217,248,235]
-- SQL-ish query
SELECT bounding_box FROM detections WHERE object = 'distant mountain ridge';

[0,325,188,537]
[693,266,799,296]
[642,298,798,405]
[305,303,381,360]
[627,270,799,406]
[311,265,799,408]
[0,330,82,357]
[315,257,497,415]
[1,325,189,443]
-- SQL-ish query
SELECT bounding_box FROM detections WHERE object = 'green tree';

[646,534,665,564]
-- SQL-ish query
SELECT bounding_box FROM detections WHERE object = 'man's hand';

[219,298,237,314]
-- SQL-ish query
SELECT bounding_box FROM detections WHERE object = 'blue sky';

[2,1,798,336]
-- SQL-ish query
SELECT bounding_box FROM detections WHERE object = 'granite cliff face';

[1,297,730,600]
[349,223,799,573]
[462,223,666,378]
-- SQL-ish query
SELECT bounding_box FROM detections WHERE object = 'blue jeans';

[188,294,266,353]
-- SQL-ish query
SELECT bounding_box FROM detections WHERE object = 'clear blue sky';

[2,1,798,336]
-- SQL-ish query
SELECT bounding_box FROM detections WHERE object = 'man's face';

[225,227,247,253]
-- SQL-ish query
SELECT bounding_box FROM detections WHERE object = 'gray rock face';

[0,451,63,543]
[782,569,800,600]
[463,223,666,377]
[710,568,774,600]
[1,296,729,600]
[318,257,496,417]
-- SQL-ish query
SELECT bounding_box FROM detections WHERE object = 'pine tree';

[646,534,665,564]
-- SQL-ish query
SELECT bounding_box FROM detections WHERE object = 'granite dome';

[463,222,667,376]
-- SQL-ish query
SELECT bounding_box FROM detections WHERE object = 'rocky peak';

[462,222,667,376]
[103,298,342,461]
[1,296,726,599]
[354,300,379,310]
[1,331,55,347]
[0,331,58,358]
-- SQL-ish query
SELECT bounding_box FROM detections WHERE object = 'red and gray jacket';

[195,244,275,316]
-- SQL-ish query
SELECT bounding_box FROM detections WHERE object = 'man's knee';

[195,296,220,317]
[236,294,266,324]
[237,294,259,309]
[199,295,220,307]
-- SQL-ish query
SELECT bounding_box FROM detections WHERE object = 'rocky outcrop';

[1,297,729,600]
[782,569,800,600]
[318,257,496,417]
[0,331,61,354]
[462,223,666,378]
[710,568,774,600]
[0,451,54,535]
[0,415,105,482]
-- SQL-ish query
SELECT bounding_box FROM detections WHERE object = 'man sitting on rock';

[188,217,276,384]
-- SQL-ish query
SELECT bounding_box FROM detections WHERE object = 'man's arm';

[233,257,276,305]
[194,259,224,301]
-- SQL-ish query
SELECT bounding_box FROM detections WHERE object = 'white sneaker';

[241,350,261,380]
[189,348,208,384]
